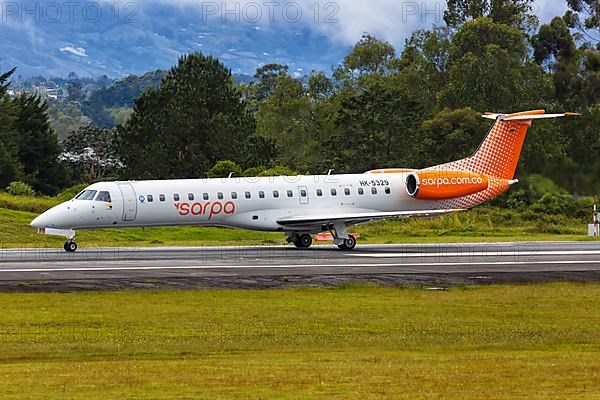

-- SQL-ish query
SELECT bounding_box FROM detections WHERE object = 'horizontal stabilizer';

[483,110,581,121]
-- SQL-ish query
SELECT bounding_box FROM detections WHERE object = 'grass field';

[0,205,592,249]
[0,284,599,398]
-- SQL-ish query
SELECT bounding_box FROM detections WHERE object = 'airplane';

[30,110,579,252]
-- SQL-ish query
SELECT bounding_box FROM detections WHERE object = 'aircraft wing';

[276,209,465,228]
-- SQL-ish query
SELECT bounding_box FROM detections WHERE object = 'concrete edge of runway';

[2,271,600,293]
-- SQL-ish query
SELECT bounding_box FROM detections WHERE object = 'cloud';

[138,0,570,51]
[60,46,88,57]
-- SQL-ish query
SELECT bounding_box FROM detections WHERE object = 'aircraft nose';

[30,203,72,229]
[30,214,44,229]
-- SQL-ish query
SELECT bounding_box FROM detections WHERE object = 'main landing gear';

[289,233,313,249]
[337,235,357,250]
[331,222,357,250]
[63,238,77,253]
[287,223,358,251]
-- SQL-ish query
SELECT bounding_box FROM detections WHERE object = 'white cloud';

[60,46,88,57]
[137,0,570,48]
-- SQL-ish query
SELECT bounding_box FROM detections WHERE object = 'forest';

[0,0,598,203]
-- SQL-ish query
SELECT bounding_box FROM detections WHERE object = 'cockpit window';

[96,191,112,202]
[75,190,97,200]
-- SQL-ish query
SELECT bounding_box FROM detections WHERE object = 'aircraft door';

[118,183,137,221]
[298,186,309,205]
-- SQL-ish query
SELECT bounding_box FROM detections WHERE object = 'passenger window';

[344,188,350,196]
[188,193,194,201]
[203,193,209,201]
[316,189,323,197]
[95,191,111,202]
[75,190,97,201]
[385,187,391,195]
[159,194,166,202]
[273,190,280,198]
[147,195,154,203]
[300,189,307,197]
[231,192,238,200]
[330,188,337,196]
[358,188,364,195]
[371,187,378,195]
[174,194,180,201]
[287,190,293,198]
[259,191,265,199]
[218,192,224,200]
[245,191,251,199]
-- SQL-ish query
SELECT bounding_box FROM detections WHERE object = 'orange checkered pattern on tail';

[424,118,530,209]
[432,119,529,180]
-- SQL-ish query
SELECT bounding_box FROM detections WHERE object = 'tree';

[117,53,270,180]
[532,17,600,109]
[82,70,166,127]
[439,18,552,112]
[256,73,314,169]
[12,93,67,194]
[0,68,21,188]
[308,71,333,100]
[207,160,242,178]
[47,101,90,140]
[564,0,600,47]
[444,0,537,31]
[326,74,425,172]
[333,34,397,84]
[67,80,83,102]
[418,108,488,167]
[398,27,451,109]
[253,64,289,101]
[532,17,584,109]
[61,125,122,182]
[532,17,577,68]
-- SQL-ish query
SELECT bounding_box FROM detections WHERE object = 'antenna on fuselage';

[228,172,234,179]
[327,169,334,176]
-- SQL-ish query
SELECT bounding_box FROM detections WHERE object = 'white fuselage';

[31,173,448,233]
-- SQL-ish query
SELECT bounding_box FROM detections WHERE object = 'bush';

[530,193,591,218]
[207,161,243,178]
[242,166,267,177]
[257,166,299,177]
[6,181,36,197]
[0,193,58,213]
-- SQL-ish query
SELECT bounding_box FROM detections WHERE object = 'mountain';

[0,1,349,78]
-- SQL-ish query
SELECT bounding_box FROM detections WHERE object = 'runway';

[1,242,600,290]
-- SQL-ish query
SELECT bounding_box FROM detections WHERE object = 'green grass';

[0,206,591,249]
[0,284,599,398]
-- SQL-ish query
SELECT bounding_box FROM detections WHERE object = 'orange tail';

[435,110,578,179]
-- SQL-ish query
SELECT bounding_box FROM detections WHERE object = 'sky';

[155,0,570,48]
[0,0,573,77]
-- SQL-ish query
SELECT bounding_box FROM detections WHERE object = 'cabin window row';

[143,187,392,203]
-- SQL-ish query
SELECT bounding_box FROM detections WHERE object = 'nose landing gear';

[63,239,77,253]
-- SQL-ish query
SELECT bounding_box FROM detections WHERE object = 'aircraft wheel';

[294,234,313,249]
[64,241,78,253]
[337,235,356,250]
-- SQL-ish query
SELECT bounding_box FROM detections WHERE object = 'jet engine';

[406,170,489,200]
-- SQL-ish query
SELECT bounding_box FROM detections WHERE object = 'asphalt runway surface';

[1,242,600,291]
